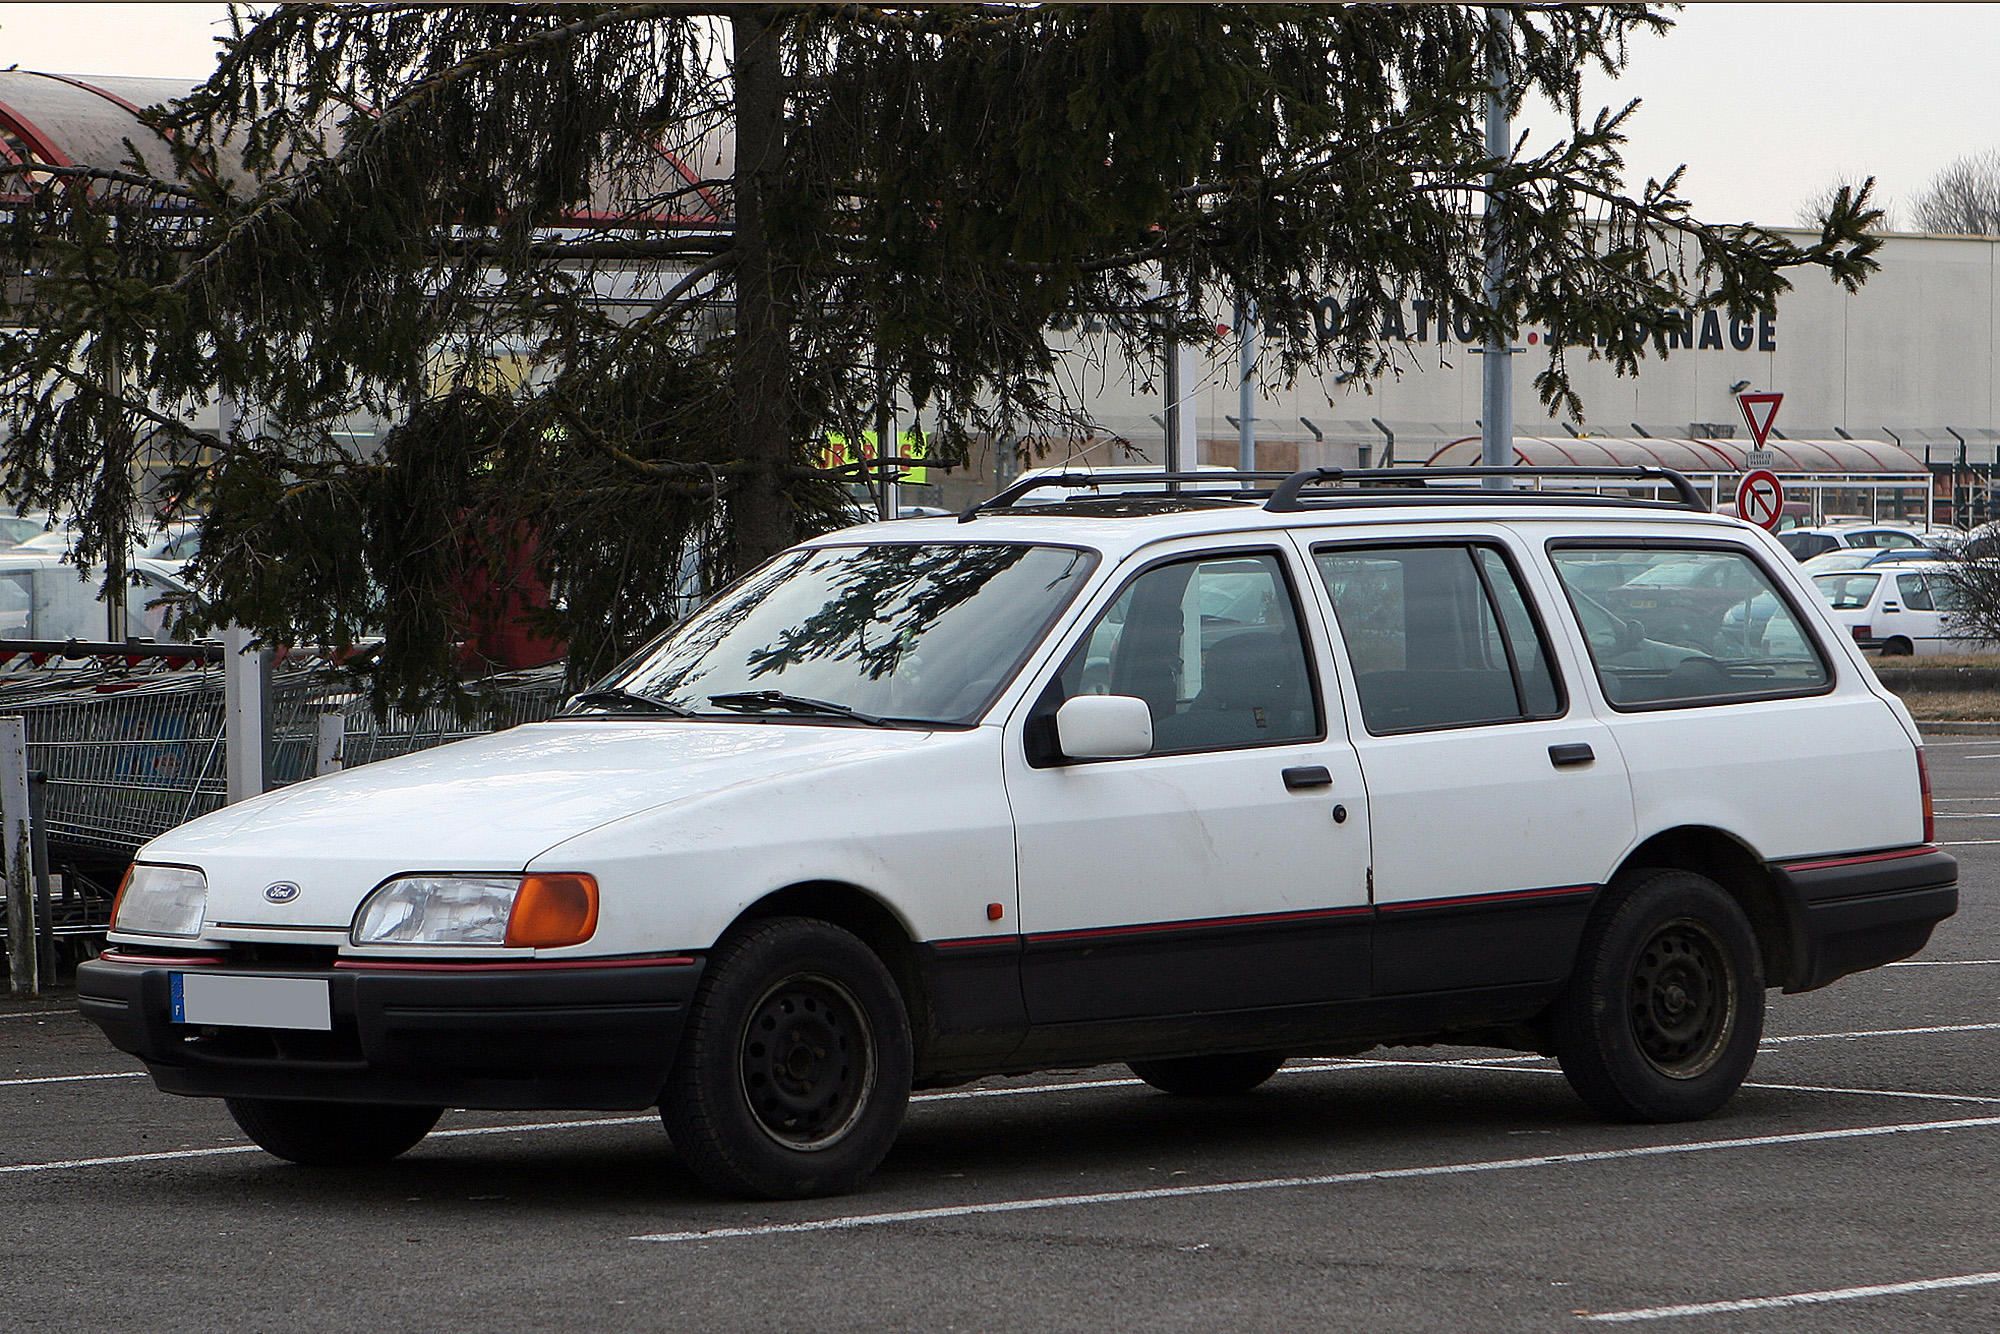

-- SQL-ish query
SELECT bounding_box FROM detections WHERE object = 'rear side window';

[1313,544,1563,734]
[1779,531,1837,559]
[1549,546,1831,708]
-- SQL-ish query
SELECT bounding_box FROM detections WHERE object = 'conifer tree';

[0,3,1882,707]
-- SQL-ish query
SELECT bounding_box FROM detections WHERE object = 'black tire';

[1550,869,1765,1123]
[224,1098,441,1166]
[661,917,912,1199]
[1127,1052,1286,1096]
[1882,636,1914,657]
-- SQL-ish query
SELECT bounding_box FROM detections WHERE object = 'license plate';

[171,973,332,1031]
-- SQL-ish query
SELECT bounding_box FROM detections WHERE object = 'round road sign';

[1736,469,1785,530]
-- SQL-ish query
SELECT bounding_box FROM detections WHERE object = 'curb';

[1919,721,2000,737]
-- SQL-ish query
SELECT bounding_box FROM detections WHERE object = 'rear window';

[1550,545,1830,708]
[1813,572,1881,610]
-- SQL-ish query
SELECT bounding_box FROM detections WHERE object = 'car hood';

[140,719,935,935]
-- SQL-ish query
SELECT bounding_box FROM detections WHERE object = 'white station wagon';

[80,466,1957,1199]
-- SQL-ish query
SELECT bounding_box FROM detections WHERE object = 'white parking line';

[7,1063,1996,1180]
[627,1115,2000,1243]
[0,1071,144,1089]
[1761,1021,2000,1044]
[1745,1081,2000,1105]
[1887,959,2000,967]
[1944,839,2000,845]
[1579,1269,2000,1322]
[12,1022,1989,1097]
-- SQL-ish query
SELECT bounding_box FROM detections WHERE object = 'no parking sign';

[1736,469,1785,530]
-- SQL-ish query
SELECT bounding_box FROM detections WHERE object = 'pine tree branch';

[172,2,694,293]
[0,162,203,201]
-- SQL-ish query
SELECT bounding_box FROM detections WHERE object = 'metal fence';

[0,653,569,941]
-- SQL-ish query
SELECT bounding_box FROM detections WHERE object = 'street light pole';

[1480,8,1515,489]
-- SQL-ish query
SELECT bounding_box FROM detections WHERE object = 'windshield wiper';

[706,690,890,726]
[568,687,697,717]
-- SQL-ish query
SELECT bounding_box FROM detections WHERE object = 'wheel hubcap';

[738,973,875,1151]
[1628,918,1735,1079]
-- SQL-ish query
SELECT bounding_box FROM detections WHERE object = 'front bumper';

[1771,846,1958,992]
[76,951,706,1110]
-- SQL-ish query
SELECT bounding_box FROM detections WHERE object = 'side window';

[1549,545,1831,708]
[1051,551,1319,753]
[1897,572,1935,611]
[1312,544,1563,734]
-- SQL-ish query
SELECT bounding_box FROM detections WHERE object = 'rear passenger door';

[1299,535,1634,996]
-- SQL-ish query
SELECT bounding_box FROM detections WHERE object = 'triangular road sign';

[1738,392,1783,450]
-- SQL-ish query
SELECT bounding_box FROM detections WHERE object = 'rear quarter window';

[1549,544,1831,709]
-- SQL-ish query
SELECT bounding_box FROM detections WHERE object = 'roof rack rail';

[958,470,1293,522]
[1264,466,1709,514]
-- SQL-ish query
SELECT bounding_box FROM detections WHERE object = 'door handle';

[1282,765,1333,790]
[1548,743,1595,768]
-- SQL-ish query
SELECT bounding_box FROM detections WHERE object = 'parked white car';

[1811,561,1991,655]
[81,466,1955,1199]
[0,550,189,645]
[1779,522,1960,562]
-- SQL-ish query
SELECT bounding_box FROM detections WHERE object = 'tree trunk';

[728,6,796,574]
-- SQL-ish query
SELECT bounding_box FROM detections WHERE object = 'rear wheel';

[1550,869,1764,1122]
[1127,1052,1286,1096]
[661,917,912,1199]
[1881,636,1914,657]
[225,1098,441,1166]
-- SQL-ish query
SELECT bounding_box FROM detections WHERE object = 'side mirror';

[1055,694,1153,760]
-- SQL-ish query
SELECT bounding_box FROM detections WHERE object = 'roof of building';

[1424,435,1932,477]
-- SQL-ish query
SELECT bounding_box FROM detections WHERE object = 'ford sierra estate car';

[78,466,1957,1199]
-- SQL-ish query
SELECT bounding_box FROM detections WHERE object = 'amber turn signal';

[505,873,600,948]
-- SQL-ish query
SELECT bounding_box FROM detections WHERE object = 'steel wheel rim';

[1627,916,1736,1079]
[737,971,876,1152]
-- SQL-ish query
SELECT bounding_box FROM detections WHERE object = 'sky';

[2,2,1998,229]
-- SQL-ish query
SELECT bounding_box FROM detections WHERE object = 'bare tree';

[1798,176,1896,231]
[1911,149,2000,235]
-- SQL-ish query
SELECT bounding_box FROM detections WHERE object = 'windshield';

[1813,572,1881,609]
[598,542,1097,725]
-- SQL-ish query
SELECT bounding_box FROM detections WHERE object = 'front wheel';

[1549,869,1765,1123]
[1128,1052,1286,1096]
[661,917,912,1199]
[225,1098,441,1166]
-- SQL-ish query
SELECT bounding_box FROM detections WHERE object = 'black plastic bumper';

[75,952,706,1110]
[1771,846,1958,993]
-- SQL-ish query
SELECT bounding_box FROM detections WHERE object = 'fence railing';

[1,648,569,993]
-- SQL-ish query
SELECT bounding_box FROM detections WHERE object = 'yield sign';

[1737,469,1785,531]
[1738,391,1783,450]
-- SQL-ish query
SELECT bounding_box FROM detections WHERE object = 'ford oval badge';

[263,881,302,904]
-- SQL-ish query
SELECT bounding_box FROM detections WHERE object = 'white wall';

[1052,232,2000,467]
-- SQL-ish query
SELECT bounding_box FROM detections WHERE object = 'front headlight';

[352,873,598,948]
[112,864,208,938]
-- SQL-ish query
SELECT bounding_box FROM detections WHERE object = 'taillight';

[1852,625,1871,642]
[1916,747,1936,845]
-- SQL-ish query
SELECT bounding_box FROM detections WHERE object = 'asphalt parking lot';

[3,738,1997,1332]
